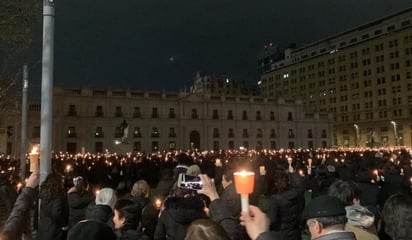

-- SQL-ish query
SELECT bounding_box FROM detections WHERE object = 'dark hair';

[315,215,347,229]
[222,168,234,182]
[327,180,360,206]
[270,170,289,195]
[74,177,86,196]
[185,218,229,240]
[114,198,140,230]
[39,173,63,204]
[383,163,400,176]
[379,194,412,240]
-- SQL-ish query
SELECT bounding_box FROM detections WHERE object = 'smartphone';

[177,173,203,190]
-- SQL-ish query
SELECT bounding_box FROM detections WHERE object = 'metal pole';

[391,121,398,146]
[20,65,28,179]
[40,0,55,183]
[353,124,359,147]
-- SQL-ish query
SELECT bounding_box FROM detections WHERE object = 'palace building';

[14,87,333,154]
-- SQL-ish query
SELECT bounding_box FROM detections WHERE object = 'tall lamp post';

[390,121,398,146]
[353,124,360,147]
[20,65,29,179]
[40,0,55,183]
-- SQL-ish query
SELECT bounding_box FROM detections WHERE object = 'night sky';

[27,0,412,94]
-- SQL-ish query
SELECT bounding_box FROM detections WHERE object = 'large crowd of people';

[0,147,411,240]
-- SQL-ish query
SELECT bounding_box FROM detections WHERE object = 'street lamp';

[390,121,398,146]
[353,124,360,147]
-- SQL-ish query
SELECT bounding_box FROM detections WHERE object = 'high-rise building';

[191,72,260,96]
[259,8,412,147]
[17,87,332,154]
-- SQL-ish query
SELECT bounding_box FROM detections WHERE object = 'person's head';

[270,170,289,195]
[67,220,115,240]
[185,218,230,240]
[96,188,117,209]
[131,180,150,198]
[39,172,63,204]
[186,164,201,177]
[327,180,360,206]
[113,198,140,230]
[379,194,412,240]
[221,169,233,189]
[302,196,347,239]
[73,176,86,195]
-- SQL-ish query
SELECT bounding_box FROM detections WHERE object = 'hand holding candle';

[234,170,255,213]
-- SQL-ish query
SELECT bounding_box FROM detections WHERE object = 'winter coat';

[154,196,206,240]
[85,202,114,227]
[358,182,380,225]
[345,205,378,240]
[267,173,305,240]
[220,183,241,218]
[2,187,36,240]
[209,198,239,240]
[67,191,94,227]
[378,174,410,209]
[37,192,68,240]
[115,228,141,240]
[0,183,17,231]
[312,231,357,240]
[125,195,159,239]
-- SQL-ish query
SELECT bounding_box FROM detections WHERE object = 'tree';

[0,0,42,110]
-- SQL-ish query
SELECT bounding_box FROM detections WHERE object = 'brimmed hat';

[302,196,346,220]
[67,220,115,240]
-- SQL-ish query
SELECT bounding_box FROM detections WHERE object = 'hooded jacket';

[85,203,114,226]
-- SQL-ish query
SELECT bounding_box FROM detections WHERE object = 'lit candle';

[234,170,255,213]
[65,164,72,173]
[29,147,39,172]
[373,169,380,181]
[155,199,162,209]
[307,158,312,167]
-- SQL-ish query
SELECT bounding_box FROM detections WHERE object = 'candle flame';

[31,147,38,154]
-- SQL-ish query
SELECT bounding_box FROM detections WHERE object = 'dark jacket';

[209,198,239,240]
[378,174,410,209]
[0,181,17,231]
[312,231,357,240]
[125,195,159,239]
[2,187,36,240]
[267,173,305,240]
[358,181,380,224]
[154,196,206,240]
[115,228,140,240]
[37,192,68,240]
[67,191,94,227]
[85,203,114,227]
[220,183,241,218]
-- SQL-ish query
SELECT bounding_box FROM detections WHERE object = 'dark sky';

[27,0,412,93]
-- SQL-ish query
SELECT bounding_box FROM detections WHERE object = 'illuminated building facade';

[20,87,332,154]
[259,8,412,147]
